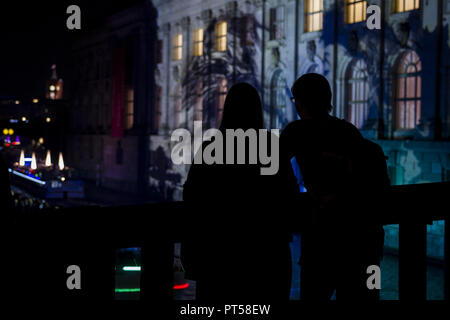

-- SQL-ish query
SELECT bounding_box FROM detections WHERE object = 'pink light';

[173,283,189,290]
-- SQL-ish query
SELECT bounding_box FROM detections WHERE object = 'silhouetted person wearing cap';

[279,73,384,300]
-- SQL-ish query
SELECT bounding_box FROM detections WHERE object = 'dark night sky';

[0,1,144,98]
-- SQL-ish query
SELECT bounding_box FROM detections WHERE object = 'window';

[394,51,422,130]
[392,0,420,13]
[345,0,367,24]
[193,28,204,56]
[216,77,227,127]
[304,0,323,32]
[215,21,227,52]
[194,81,203,122]
[124,86,134,130]
[270,6,285,40]
[346,59,369,129]
[172,33,183,61]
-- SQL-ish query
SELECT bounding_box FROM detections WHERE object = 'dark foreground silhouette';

[183,82,293,301]
[279,73,387,300]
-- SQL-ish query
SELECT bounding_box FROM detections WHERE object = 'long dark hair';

[219,82,264,131]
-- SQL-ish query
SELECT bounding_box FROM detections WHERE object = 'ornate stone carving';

[272,47,281,66]
[253,0,263,8]
[394,22,411,48]
[163,23,170,36]
[201,9,212,25]
[173,66,180,83]
[306,40,316,62]
[226,1,237,16]
[348,30,359,55]
[181,17,190,29]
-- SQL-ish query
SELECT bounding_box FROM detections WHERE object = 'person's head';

[219,82,264,131]
[291,73,332,120]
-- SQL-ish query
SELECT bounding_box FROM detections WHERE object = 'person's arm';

[276,125,299,199]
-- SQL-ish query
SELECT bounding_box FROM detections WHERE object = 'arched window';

[174,85,183,127]
[194,81,203,122]
[270,71,287,129]
[346,59,369,129]
[394,51,422,130]
[216,77,227,127]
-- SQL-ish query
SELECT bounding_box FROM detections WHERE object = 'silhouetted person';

[183,82,292,301]
[279,73,385,300]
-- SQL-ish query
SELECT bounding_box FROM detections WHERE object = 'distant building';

[45,65,63,100]
[69,0,450,200]
[0,96,69,161]
[67,3,157,195]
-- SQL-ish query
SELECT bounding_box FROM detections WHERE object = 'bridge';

[5,182,450,302]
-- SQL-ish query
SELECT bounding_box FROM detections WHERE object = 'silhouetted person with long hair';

[279,73,385,300]
[183,82,292,301]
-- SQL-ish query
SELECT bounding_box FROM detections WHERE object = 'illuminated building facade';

[67,0,450,201]
[151,0,450,201]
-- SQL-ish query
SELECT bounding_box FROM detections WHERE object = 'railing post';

[445,218,450,300]
[140,237,173,306]
[398,222,427,300]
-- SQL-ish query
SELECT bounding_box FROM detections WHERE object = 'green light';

[122,266,141,271]
[115,288,140,293]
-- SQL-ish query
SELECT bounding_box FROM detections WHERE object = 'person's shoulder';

[330,116,363,139]
[281,120,303,137]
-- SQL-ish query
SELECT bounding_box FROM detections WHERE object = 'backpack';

[351,138,391,224]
